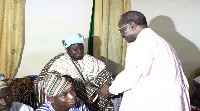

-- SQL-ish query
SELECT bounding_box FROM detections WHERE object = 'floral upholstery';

[6,77,38,109]
[6,78,32,101]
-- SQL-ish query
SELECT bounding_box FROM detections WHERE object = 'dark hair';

[121,11,147,25]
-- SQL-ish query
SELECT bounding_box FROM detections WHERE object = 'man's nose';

[121,35,126,38]
[77,49,83,53]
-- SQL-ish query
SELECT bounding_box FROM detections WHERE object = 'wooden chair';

[33,80,46,108]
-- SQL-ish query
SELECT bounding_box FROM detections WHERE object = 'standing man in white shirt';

[99,11,191,111]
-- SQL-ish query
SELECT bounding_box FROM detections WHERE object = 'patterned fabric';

[38,53,114,111]
[0,0,23,79]
[0,74,8,89]
[36,98,89,111]
[6,78,33,102]
[61,33,85,49]
[37,73,71,97]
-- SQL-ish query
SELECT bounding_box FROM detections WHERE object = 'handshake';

[98,84,114,98]
[87,84,115,104]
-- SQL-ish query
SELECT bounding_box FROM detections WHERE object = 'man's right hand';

[98,84,113,99]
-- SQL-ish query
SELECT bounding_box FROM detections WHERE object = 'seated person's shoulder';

[35,101,52,111]
[84,54,94,59]
[84,54,104,64]
[43,53,66,67]
[11,102,34,111]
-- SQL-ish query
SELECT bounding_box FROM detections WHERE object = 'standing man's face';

[118,19,137,43]
[0,87,13,111]
[67,43,84,61]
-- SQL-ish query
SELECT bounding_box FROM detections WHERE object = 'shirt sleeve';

[19,104,34,111]
[109,41,154,95]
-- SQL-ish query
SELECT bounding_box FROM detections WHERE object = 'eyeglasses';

[118,24,129,32]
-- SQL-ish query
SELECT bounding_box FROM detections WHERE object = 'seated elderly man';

[35,73,89,111]
[0,74,34,111]
[38,33,116,111]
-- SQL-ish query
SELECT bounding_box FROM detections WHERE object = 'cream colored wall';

[16,0,93,78]
[131,0,200,78]
[16,0,200,78]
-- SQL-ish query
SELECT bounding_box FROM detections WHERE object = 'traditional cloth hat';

[37,73,72,97]
[0,74,9,89]
[61,33,85,49]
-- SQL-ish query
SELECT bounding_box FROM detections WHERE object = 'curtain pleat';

[93,0,130,76]
[0,0,23,78]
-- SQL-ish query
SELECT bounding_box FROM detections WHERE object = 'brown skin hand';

[98,84,113,99]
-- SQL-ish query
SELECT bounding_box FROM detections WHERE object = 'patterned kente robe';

[39,53,114,111]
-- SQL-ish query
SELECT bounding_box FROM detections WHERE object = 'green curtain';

[87,0,95,56]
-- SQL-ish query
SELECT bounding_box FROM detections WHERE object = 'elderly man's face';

[50,84,76,110]
[67,43,84,61]
[0,87,13,111]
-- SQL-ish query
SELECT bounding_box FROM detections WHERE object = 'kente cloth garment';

[109,28,191,111]
[10,102,34,111]
[37,73,71,97]
[39,53,114,111]
[36,98,89,111]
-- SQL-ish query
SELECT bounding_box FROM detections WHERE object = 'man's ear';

[47,96,54,103]
[130,22,137,30]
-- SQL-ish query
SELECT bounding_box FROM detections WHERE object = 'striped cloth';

[37,73,71,97]
[36,98,89,111]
